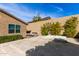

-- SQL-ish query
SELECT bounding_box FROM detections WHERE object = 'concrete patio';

[0,36,79,56]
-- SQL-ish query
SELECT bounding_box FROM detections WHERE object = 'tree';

[63,17,78,37]
[32,16,41,22]
[32,13,41,22]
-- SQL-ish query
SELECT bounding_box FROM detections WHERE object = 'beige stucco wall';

[0,12,27,37]
[27,14,79,35]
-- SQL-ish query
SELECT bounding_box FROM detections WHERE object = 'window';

[8,24,15,33]
[8,24,21,33]
[16,25,20,33]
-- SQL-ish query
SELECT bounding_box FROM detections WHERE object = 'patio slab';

[0,36,52,56]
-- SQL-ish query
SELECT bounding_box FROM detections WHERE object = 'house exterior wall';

[0,12,27,37]
[27,14,79,35]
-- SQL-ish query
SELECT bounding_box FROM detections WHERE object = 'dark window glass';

[16,25,20,33]
[8,24,15,33]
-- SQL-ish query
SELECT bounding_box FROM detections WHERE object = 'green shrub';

[51,22,62,35]
[0,35,23,44]
[41,22,62,35]
[63,28,76,37]
[63,17,78,37]
[41,23,52,35]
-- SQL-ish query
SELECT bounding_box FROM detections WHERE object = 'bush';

[0,35,23,44]
[51,22,62,35]
[63,28,77,37]
[63,17,78,37]
[41,23,52,35]
[41,22,62,35]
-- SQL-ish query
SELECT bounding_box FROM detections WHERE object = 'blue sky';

[0,3,79,22]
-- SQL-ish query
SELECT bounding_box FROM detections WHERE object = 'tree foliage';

[32,16,41,22]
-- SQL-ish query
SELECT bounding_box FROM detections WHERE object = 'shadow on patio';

[26,39,79,56]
